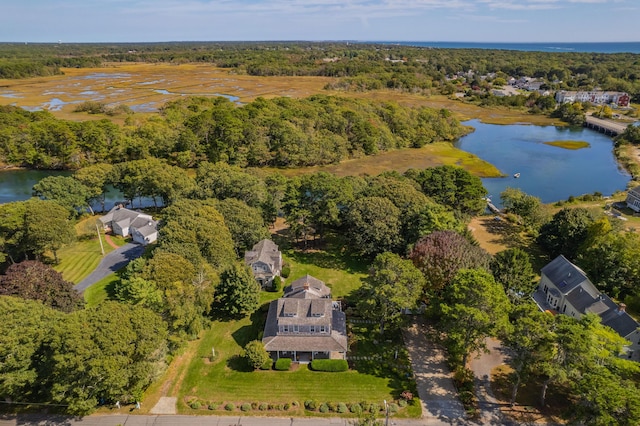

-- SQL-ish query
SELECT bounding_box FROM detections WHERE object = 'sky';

[1,0,639,43]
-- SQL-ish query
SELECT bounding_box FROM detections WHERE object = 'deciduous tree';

[439,268,511,366]
[357,252,425,334]
[345,197,402,258]
[409,230,491,297]
[0,260,83,312]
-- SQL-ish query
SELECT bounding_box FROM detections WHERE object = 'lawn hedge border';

[310,359,348,372]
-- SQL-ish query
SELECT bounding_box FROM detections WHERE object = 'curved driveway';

[74,243,145,292]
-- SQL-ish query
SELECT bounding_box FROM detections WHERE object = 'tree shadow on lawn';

[226,354,253,372]
[225,304,270,372]
[349,322,417,400]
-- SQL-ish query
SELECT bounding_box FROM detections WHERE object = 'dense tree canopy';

[537,207,598,260]
[406,165,487,216]
[214,263,261,318]
[345,196,402,258]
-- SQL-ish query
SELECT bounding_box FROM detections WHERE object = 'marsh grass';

[543,140,590,150]
[264,142,502,178]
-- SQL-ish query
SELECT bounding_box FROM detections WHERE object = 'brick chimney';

[618,303,627,313]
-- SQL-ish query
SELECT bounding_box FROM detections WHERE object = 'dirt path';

[468,338,516,425]
[103,234,119,249]
[402,317,467,424]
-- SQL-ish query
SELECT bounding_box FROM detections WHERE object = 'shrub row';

[303,400,400,414]
[310,359,348,372]
[187,399,299,412]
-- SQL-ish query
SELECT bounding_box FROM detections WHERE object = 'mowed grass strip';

[84,273,119,307]
[54,237,113,284]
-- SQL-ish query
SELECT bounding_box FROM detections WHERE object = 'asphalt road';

[73,243,145,292]
[0,413,460,426]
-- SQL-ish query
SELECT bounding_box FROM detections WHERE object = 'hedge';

[275,357,292,370]
[310,359,348,372]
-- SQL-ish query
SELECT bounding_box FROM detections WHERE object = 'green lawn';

[84,273,119,307]
[175,241,418,418]
[283,249,367,299]
[54,237,114,284]
[177,307,418,417]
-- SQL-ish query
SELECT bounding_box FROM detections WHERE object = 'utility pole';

[96,223,105,256]
[384,400,389,426]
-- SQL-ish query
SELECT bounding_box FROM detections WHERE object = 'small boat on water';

[513,173,521,178]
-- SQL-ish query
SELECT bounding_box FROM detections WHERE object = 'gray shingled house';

[533,255,640,361]
[244,239,282,288]
[99,206,158,245]
[262,275,347,363]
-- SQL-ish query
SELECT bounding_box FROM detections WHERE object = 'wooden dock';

[487,201,501,214]
[584,116,630,136]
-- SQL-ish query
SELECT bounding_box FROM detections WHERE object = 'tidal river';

[455,120,631,204]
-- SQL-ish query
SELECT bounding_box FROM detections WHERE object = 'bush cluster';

[310,359,348,372]
[303,400,395,414]
[275,358,292,370]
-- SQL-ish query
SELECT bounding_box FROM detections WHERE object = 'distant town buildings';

[555,90,630,107]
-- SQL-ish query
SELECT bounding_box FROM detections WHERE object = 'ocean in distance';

[369,41,640,54]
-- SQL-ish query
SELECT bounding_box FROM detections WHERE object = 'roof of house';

[541,255,591,296]
[284,275,331,299]
[540,256,639,338]
[132,221,158,238]
[100,206,157,236]
[627,186,640,199]
[262,300,347,352]
[276,298,332,327]
[598,294,639,338]
[244,239,281,273]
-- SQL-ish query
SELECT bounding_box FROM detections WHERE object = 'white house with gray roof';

[262,275,347,363]
[99,206,158,245]
[244,239,282,288]
[625,186,640,212]
[532,255,640,361]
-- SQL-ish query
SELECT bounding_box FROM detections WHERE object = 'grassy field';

[83,273,119,307]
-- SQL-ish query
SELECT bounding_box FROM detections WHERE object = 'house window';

[320,325,326,333]
[563,304,567,313]
[293,325,299,333]
[310,326,316,333]
[282,325,289,333]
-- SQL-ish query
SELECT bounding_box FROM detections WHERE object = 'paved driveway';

[402,318,467,425]
[74,243,145,292]
[469,338,517,426]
